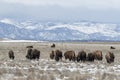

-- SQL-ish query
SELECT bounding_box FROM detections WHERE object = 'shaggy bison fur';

[31,49,40,60]
[105,52,115,64]
[8,50,15,60]
[77,50,86,62]
[87,53,95,62]
[64,50,76,61]
[26,48,33,60]
[26,46,33,48]
[26,48,40,60]
[94,50,103,60]
[55,50,63,61]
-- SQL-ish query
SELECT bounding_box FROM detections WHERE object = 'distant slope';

[0,19,120,41]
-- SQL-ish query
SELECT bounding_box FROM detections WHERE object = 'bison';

[8,50,15,60]
[26,46,33,48]
[105,52,115,64]
[26,48,33,60]
[31,49,40,60]
[64,50,76,61]
[110,46,115,49]
[87,52,95,62]
[51,43,55,48]
[50,50,55,59]
[26,48,40,60]
[94,50,103,60]
[55,50,63,61]
[77,50,86,62]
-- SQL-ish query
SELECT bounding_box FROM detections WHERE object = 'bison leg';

[107,60,111,64]
[65,56,68,60]
[55,57,59,61]
[69,58,71,61]
[12,56,14,60]
[72,57,76,61]
[9,55,14,60]
[110,58,114,63]
[77,57,80,62]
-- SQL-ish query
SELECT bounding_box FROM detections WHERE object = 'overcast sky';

[0,0,120,23]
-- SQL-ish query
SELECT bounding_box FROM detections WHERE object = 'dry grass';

[0,42,120,80]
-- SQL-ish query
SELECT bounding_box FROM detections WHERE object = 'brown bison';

[31,49,40,60]
[50,50,55,59]
[55,50,63,61]
[77,50,86,62]
[8,50,15,60]
[26,46,33,48]
[105,52,115,64]
[51,43,55,48]
[87,53,95,62]
[26,49,40,60]
[110,46,115,49]
[26,48,33,60]
[94,50,103,60]
[64,50,76,61]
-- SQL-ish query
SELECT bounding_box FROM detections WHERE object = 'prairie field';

[0,42,120,80]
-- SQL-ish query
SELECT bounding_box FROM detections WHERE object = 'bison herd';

[26,48,40,60]
[8,44,115,64]
[50,50,115,64]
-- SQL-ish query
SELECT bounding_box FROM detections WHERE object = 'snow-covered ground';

[0,42,119,80]
[0,39,47,43]
[0,59,120,80]
[0,40,44,42]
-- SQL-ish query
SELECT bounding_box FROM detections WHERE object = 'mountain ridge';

[0,19,120,41]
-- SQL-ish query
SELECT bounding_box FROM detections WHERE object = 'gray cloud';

[0,0,120,23]
[1,0,120,9]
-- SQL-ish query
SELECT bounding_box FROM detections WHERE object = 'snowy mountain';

[0,18,120,41]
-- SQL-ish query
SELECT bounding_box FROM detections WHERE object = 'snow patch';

[0,40,45,42]
[0,18,14,25]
